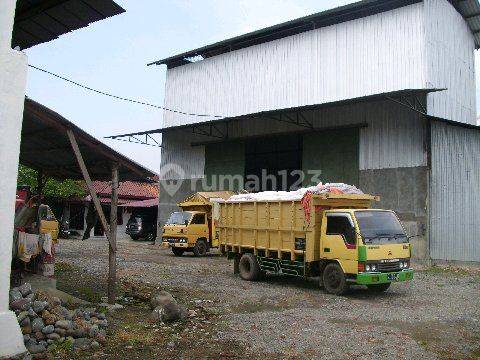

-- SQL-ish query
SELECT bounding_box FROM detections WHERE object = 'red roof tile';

[84,181,158,200]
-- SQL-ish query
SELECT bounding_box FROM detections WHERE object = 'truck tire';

[130,235,139,241]
[172,248,185,257]
[239,253,261,281]
[367,283,391,292]
[323,263,349,295]
[192,239,208,257]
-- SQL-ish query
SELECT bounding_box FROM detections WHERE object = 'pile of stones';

[9,283,108,356]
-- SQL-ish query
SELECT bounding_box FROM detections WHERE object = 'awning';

[12,0,125,50]
[106,88,444,146]
[20,97,157,181]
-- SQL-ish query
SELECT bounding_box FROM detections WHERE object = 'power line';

[28,64,224,118]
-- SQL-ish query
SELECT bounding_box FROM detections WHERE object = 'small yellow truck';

[217,193,413,294]
[162,191,235,257]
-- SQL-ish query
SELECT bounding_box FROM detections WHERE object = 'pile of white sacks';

[226,182,363,202]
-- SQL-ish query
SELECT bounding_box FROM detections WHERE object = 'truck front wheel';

[239,253,262,281]
[193,239,208,257]
[323,263,349,295]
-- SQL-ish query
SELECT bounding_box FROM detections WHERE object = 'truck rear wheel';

[193,239,208,257]
[323,263,349,295]
[239,253,261,281]
[172,248,185,257]
[367,283,391,292]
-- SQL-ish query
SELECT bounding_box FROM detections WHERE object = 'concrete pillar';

[0,0,28,357]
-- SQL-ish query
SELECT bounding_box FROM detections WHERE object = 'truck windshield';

[166,212,192,225]
[355,211,408,244]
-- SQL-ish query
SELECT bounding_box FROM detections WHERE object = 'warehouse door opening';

[245,134,303,192]
[302,128,359,187]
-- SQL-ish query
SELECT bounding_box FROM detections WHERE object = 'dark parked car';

[126,213,157,241]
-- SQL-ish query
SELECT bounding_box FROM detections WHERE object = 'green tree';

[17,165,86,199]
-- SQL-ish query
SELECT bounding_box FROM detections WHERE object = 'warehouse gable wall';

[430,122,480,262]
[163,2,426,127]
[424,0,476,124]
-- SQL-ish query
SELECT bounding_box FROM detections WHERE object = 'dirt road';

[56,237,480,359]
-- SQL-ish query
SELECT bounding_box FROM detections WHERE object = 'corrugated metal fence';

[430,121,480,262]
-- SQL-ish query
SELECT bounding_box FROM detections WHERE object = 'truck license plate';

[387,273,398,281]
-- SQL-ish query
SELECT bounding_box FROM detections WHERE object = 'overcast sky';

[24,0,479,173]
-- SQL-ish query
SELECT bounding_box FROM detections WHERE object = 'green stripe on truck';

[358,245,367,262]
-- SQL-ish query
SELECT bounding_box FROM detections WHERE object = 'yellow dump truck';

[162,191,235,257]
[218,193,413,295]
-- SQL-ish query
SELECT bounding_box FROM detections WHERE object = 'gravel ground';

[57,236,480,359]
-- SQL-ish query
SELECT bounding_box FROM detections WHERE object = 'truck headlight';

[366,264,371,272]
[371,264,377,272]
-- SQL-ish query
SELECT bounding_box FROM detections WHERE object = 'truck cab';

[320,209,412,294]
[162,210,211,256]
[161,191,235,257]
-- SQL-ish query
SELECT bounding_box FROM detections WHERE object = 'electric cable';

[28,64,224,118]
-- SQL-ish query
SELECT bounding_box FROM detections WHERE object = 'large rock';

[20,316,31,328]
[21,325,32,335]
[47,333,60,341]
[54,328,66,337]
[28,308,38,318]
[34,331,45,341]
[9,288,23,303]
[55,319,73,330]
[42,310,57,325]
[10,298,31,311]
[17,311,29,323]
[66,327,85,338]
[26,344,46,354]
[51,305,71,320]
[18,283,32,297]
[41,325,54,335]
[150,290,176,310]
[31,318,45,333]
[159,302,188,323]
[33,301,47,313]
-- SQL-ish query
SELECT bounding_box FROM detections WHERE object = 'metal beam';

[191,122,368,146]
[66,129,115,251]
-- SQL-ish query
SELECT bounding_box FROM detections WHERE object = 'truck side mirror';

[184,220,188,226]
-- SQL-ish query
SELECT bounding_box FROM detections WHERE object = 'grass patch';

[55,262,110,303]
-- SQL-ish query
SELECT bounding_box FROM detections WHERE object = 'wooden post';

[108,164,118,304]
[66,129,115,251]
[36,169,43,227]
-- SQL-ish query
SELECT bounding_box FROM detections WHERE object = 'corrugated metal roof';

[448,0,480,48]
[149,0,422,68]
[12,0,125,50]
[20,97,157,181]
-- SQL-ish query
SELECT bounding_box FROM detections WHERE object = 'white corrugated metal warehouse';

[116,0,480,264]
